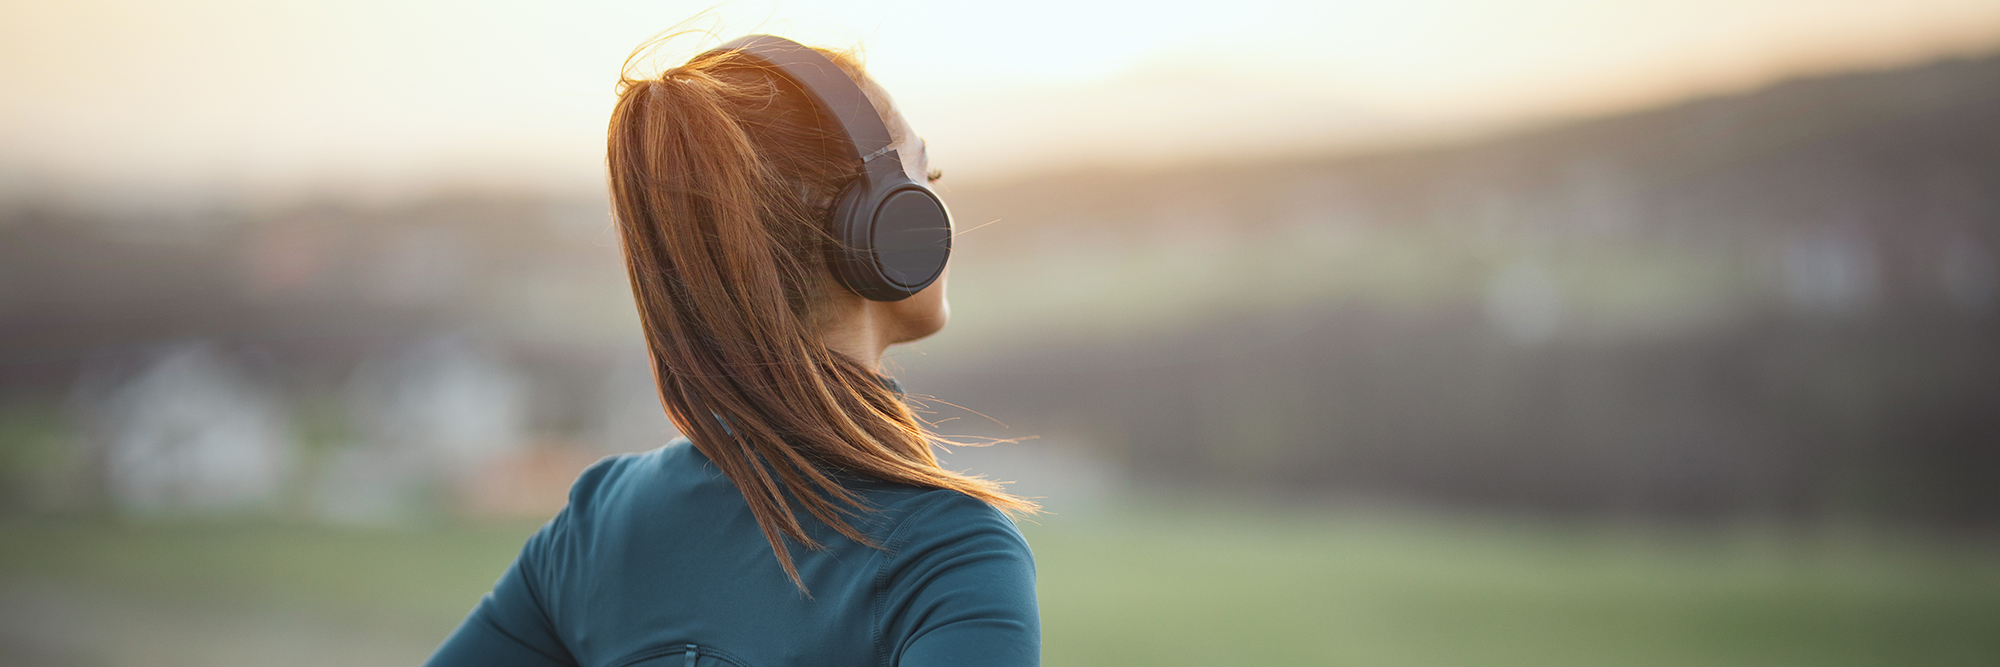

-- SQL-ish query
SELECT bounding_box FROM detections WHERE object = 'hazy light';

[2,0,1997,200]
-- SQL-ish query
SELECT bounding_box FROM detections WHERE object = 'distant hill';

[951,53,2000,238]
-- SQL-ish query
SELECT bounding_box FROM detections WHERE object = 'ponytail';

[607,44,1035,590]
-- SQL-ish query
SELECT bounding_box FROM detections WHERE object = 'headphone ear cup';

[870,182,952,294]
[826,175,952,302]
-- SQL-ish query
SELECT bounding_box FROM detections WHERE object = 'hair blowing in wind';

[605,41,1036,590]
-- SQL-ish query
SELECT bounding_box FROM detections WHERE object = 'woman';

[426,34,1040,667]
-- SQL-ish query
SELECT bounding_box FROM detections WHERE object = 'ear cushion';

[828,176,952,302]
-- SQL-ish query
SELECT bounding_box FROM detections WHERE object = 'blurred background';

[4,1,2000,665]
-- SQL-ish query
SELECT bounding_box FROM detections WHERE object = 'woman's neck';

[819,298,893,366]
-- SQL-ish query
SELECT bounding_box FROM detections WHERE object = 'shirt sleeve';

[879,493,1041,667]
[425,513,579,667]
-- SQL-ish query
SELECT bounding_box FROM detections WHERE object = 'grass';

[1,507,1996,666]
[1027,506,2000,666]
[0,519,543,643]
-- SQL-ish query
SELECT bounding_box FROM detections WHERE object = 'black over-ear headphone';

[699,35,951,302]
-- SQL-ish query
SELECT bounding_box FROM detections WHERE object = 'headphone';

[698,35,952,302]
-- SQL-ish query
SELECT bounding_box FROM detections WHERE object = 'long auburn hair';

[606,38,1035,589]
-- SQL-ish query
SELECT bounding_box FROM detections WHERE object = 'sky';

[2,0,1998,203]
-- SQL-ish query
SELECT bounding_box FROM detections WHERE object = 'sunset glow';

[2,0,1997,199]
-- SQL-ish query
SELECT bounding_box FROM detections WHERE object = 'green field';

[1,507,1996,667]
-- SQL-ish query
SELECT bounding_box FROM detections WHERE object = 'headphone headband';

[703,35,901,170]
[693,34,951,303]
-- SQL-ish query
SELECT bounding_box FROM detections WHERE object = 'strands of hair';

[606,35,1037,592]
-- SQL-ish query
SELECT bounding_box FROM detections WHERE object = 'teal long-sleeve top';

[425,439,1039,667]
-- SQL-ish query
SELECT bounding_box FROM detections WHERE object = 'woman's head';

[606,36,1030,588]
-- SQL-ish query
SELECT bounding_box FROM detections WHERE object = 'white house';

[92,342,296,515]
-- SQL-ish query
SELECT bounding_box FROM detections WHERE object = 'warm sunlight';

[3,0,1997,199]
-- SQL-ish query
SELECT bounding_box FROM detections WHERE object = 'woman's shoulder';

[871,490,1039,666]
[875,487,1032,563]
[557,438,723,517]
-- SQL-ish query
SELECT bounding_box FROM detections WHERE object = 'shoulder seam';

[475,587,576,666]
[872,490,975,667]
